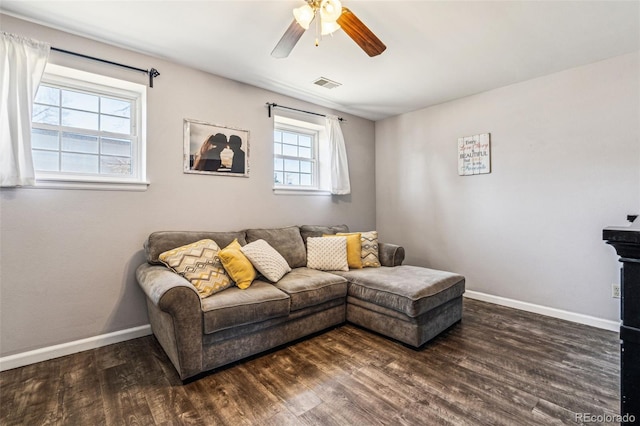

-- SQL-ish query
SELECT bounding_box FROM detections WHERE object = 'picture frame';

[183,118,249,177]
[458,133,491,176]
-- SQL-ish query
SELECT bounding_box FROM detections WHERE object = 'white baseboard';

[0,324,152,372]
[464,290,620,332]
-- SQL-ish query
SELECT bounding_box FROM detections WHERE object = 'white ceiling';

[2,1,639,121]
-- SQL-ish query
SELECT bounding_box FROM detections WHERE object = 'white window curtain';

[326,115,351,195]
[0,32,50,187]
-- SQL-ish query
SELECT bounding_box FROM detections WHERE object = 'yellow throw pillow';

[338,231,380,268]
[323,233,363,269]
[218,239,257,289]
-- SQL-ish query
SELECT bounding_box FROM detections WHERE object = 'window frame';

[273,122,319,189]
[273,115,331,195]
[30,64,148,191]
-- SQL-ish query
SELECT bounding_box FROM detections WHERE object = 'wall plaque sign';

[458,133,491,176]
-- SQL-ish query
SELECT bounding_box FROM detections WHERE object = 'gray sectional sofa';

[136,225,465,381]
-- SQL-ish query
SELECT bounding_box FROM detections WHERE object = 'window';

[31,64,147,190]
[274,125,316,187]
[273,116,330,194]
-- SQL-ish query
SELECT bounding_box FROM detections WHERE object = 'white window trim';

[273,115,330,195]
[273,188,332,196]
[31,64,149,191]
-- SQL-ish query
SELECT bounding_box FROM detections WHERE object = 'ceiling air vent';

[313,77,342,89]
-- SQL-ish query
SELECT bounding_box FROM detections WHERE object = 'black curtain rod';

[51,47,160,88]
[266,103,345,122]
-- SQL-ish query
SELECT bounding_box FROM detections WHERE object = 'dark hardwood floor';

[0,299,620,425]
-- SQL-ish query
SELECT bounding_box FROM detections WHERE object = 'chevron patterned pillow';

[159,239,231,298]
[241,239,291,282]
[306,236,349,271]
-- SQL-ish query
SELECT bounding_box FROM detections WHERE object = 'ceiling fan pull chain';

[315,8,320,47]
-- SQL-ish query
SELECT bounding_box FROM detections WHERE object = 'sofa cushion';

[201,281,290,334]
[241,239,291,282]
[306,237,349,271]
[145,231,247,265]
[300,224,349,243]
[218,239,257,289]
[245,226,306,268]
[158,239,231,298]
[275,267,348,311]
[333,265,465,318]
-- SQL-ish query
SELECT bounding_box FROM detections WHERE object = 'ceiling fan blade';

[336,7,386,57]
[271,19,307,58]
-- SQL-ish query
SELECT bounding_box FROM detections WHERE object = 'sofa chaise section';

[333,266,465,347]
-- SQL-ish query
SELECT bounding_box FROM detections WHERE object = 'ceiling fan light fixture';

[320,0,343,24]
[321,21,341,35]
[272,1,385,58]
[293,4,315,30]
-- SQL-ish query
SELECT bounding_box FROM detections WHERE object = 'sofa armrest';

[379,242,405,267]
[136,263,200,308]
[136,263,203,379]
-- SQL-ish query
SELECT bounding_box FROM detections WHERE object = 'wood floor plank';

[134,339,206,425]
[0,357,64,425]
[244,351,323,417]
[0,299,620,425]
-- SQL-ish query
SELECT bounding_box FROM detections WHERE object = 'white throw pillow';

[240,239,291,282]
[306,236,349,271]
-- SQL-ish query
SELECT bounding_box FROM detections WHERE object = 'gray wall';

[376,52,640,322]
[0,15,376,357]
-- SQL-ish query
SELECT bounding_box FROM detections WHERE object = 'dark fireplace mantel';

[603,217,640,424]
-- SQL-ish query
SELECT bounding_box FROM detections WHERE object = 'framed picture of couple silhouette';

[183,119,249,177]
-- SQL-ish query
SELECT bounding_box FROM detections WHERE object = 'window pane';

[101,97,131,118]
[284,159,299,172]
[282,144,298,157]
[299,135,312,147]
[62,109,99,130]
[32,129,59,150]
[33,105,60,125]
[274,158,284,171]
[285,173,300,186]
[300,160,312,173]
[101,115,131,134]
[300,174,312,186]
[62,89,99,112]
[283,132,297,145]
[101,156,132,175]
[29,67,145,184]
[274,131,282,143]
[33,150,59,171]
[35,86,60,106]
[274,171,284,184]
[274,143,282,155]
[62,133,99,154]
[102,138,131,157]
[62,153,99,173]
[299,147,312,159]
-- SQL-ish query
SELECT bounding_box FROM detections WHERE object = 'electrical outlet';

[612,283,621,299]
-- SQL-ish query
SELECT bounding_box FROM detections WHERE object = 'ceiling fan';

[271,0,386,58]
